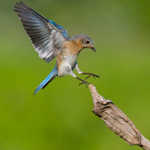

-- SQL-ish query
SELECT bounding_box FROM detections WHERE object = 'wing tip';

[14,1,32,14]
[14,1,25,10]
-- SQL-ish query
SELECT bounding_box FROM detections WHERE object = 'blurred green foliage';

[0,0,150,150]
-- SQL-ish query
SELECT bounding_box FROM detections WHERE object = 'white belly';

[58,55,77,76]
[65,55,77,67]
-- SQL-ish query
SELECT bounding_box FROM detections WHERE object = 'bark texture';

[88,84,150,150]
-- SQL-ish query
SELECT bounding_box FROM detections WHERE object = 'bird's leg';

[69,70,90,86]
[75,64,100,80]
[81,72,100,80]
[76,76,90,86]
[75,64,83,74]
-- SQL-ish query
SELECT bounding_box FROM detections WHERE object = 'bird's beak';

[91,46,96,52]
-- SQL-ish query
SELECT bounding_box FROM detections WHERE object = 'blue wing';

[49,20,69,39]
[14,2,68,62]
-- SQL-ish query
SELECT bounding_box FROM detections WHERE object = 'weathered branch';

[88,84,150,150]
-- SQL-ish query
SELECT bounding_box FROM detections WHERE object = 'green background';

[0,0,150,150]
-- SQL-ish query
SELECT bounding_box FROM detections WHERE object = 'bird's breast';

[57,55,77,76]
[63,55,77,67]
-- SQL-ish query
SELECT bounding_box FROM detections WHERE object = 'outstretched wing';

[14,2,69,62]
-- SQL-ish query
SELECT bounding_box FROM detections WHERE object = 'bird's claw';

[79,80,90,86]
[82,72,100,80]
[76,76,90,86]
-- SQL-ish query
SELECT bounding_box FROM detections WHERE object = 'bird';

[14,2,99,94]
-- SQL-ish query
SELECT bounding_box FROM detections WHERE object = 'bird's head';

[71,34,96,52]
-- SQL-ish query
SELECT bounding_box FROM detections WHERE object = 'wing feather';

[14,2,67,62]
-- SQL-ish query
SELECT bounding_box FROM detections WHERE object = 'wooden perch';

[88,84,150,150]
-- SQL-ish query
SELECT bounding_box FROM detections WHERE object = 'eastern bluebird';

[14,2,99,94]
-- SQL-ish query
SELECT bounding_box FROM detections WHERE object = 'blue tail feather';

[34,66,58,94]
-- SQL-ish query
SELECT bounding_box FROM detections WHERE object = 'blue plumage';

[34,66,58,94]
[48,20,69,39]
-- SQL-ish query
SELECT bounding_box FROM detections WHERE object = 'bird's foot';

[79,79,90,86]
[76,77,90,86]
[81,72,100,80]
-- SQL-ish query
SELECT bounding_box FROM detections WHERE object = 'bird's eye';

[86,40,90,44]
